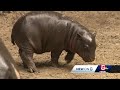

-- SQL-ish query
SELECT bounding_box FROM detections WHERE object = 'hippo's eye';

[84,45,89,49]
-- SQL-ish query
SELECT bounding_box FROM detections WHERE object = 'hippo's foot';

[49,61,60,67]
[22,61,38,73]
[27,65,38,73]
[26,61,38,73]
[51,63,60,67]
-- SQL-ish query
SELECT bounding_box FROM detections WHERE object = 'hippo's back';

[11,11,71,53]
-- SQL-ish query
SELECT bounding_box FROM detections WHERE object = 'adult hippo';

[11,11,97,73]
[0,38,20,79]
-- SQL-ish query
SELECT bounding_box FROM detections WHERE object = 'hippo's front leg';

[19,49,37,73]
[65,50,75,64]
[51,50,62,67]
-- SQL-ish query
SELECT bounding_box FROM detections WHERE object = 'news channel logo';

[71,65,112,73]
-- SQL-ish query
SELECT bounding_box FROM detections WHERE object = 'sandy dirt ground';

[0,11,120,79]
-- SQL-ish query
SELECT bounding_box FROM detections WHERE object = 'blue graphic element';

[95,65,112,72]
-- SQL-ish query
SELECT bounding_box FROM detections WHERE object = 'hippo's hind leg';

[51,50,62,67]
[65,50,75,64]
[19,48,37,73]
[19,49,27,68]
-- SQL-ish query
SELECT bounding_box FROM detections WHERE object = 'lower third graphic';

[71,65,115,73]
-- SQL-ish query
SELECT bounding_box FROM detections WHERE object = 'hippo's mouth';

[78,53,95,62]
[82,57,95,62]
